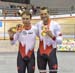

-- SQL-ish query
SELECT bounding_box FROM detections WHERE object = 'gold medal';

[10,27,17,34]
[11,27,17,33]
[41,32,46,36]
[41,26,47,36]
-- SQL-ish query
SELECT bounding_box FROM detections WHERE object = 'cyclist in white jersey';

[36,7,63,73]
[8,11,37,73]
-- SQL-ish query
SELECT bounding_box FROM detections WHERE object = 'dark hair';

[16,24,22,28]
[40,7,49,13]
[18,10,32,19]
[21,11,32,19]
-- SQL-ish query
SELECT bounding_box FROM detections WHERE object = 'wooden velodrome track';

[0,16,75,40]
[0,16,75,52]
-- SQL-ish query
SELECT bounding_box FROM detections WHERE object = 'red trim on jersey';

[27,49,34,58]
[47,18,51,28]
[52,64,58,69]
[19,43,26,58]
[19,43,34,58]
[39,40,53,56]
